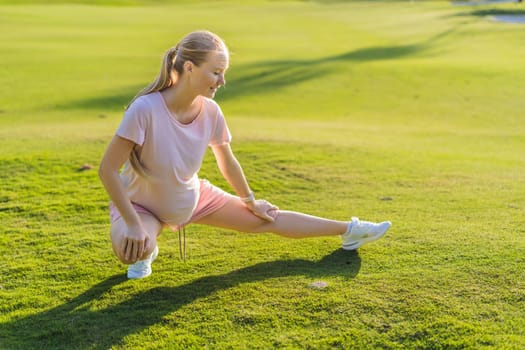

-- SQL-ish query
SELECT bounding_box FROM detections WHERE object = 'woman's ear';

[184,60,193,73]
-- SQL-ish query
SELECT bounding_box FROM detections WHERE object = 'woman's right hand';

[121,224,150,263]
[244,199,279,222]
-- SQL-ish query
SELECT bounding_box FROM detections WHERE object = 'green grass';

[1,1,524,349]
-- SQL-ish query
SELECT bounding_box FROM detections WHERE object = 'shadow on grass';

[60,27,457,112]
[216,26,460,102]
[451,6,525,19]
[56,83,145,112]
[1,249,361,349]
[461,8,525,16]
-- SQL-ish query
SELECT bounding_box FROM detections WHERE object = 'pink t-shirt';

[116,91,231,225]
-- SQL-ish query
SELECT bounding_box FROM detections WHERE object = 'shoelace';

[178,226,186,262]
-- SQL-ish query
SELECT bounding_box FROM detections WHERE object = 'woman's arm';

[212,143,277,222]
[99,136,149,261]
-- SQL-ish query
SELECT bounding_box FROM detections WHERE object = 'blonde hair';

[126,30,228,109]
[127,30,228,177]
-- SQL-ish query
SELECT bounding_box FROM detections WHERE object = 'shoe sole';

[342,222,391,251]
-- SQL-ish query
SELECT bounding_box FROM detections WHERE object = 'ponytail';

[125,45,179,110]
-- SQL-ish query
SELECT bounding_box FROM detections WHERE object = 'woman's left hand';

[245,199,279,222]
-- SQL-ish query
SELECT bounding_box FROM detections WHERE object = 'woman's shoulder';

[126,92,158,115]
[200,96,223,115]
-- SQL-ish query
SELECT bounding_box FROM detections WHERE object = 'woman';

[99,30,391,279]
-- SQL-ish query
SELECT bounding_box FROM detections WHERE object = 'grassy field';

[1,1,524,349]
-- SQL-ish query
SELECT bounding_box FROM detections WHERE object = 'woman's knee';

[111,235,157,264]
[110,218,158,264]
[112,245,134,265]
[110,228,131,264]
[245,210,280,233]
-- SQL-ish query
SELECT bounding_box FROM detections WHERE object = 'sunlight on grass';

[1,1,524,349]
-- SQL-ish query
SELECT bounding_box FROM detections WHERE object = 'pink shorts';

[109,179,234,230]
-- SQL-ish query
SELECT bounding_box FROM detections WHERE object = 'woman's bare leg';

[195,197,348,238]
[110,212,163,264]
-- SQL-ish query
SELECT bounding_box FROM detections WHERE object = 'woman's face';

[190,51,229,98]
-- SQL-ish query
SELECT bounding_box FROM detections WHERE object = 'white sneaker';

[342,217,391,251]
[127,245,159,279]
